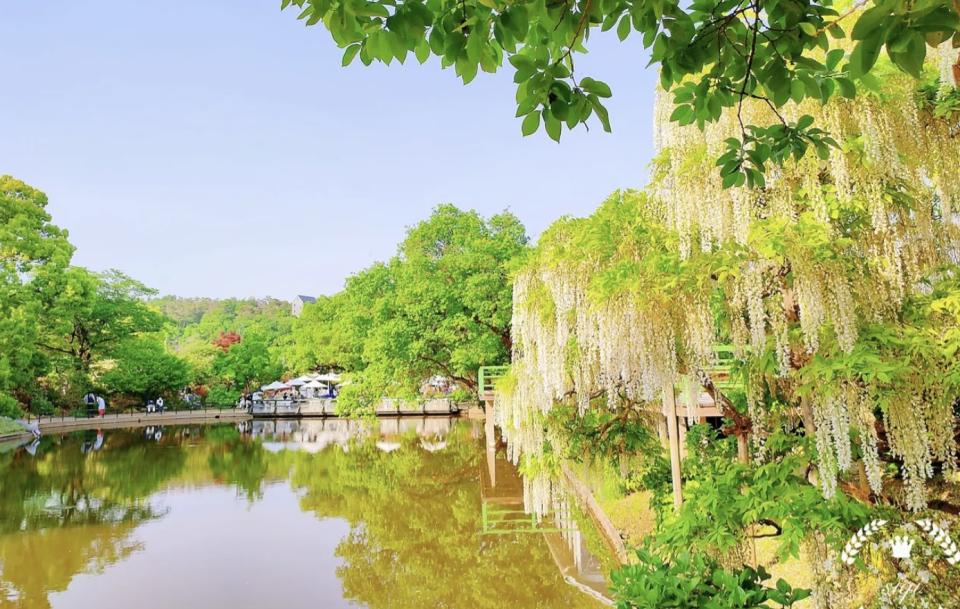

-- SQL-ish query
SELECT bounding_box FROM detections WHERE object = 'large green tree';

[158,296,294,393]
[0,176,74,414]
[289,205,527,405]
[210,330,283,396]
[98,337,190,400]
[282,0,960,185]
[36,268,165,372]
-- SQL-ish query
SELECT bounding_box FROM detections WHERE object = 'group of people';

[145,397,165,413]
[83,392,107,417]
[82,393,171,416]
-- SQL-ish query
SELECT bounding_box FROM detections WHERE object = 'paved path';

[28,409,251,434]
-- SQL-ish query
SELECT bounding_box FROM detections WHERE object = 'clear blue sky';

[1,1,657,299]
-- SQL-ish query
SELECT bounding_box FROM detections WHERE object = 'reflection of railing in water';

[543,491,614,605]
[478,420,614,604]
[249,398,460,417]
[247,416,457,453]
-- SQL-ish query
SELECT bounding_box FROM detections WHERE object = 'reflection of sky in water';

[0,422,605,609]
[49,485,354,609]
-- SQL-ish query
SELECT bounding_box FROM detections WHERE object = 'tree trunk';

[737,434,749,463]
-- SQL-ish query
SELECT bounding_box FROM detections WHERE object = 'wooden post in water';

[484,396,497,488]
[662,381,683,508]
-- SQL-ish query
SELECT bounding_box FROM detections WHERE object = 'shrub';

[28,392,55,416]
[0,394,24,419]
[206,385,240,407]
[611,547,810,609]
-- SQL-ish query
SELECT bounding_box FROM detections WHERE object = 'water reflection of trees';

[0,430,181,609]
[289,424,600,609]
[1,423,600,609]
[204,425,273,501]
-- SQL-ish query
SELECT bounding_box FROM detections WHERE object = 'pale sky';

[1,1,657,299]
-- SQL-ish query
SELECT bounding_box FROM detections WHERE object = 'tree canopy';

[282,0,960,184]
[36,268,165,371]
[98,338,190,400]
[287,204,527,409]
[0,176,74,415]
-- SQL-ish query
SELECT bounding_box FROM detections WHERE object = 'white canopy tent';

[261,381,289,391]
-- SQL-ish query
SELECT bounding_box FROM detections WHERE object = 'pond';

[0,418,610,609]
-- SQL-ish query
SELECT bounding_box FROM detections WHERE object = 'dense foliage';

[283,0,960,184]
[612,548,811,609]
[156,296,293,404]
[286,204,527,411]
[489,35,960,609]
[0,177,73,417]
[0,177,301,413]
[0,177,183,413]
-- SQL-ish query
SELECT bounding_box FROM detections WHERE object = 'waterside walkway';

[26,408,251,434]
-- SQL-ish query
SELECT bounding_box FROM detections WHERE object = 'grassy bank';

[0,417,25,436]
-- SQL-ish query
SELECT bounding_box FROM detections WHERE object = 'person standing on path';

[96,395,106,418]
[156,396,164,412]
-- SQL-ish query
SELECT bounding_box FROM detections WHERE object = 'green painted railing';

[478,365,510,394]
[705,344,743,393]
[479,346,740,398]
[480,502,574,535]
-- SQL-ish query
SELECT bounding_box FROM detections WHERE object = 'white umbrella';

[315,373,341,383]
[287,378,307,386]
[262,381,288,391]
[292,375,315,384]
[304,379,326,389]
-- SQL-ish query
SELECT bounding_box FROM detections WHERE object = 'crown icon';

[891,536,915,559]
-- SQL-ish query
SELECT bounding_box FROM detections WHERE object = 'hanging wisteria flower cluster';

[498,45,960,514]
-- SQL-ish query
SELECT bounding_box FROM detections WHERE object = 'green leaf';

[508,55,535,71]
[580,77,612,98]
[833,77,854,99]
[849,35,883,78]
[521,110,541,136]
[588,95,611,132]
[851,7,889,41]
[414,39,430,64]
[888,32,926,78]
[544,112,561,142]
[355,2,390,18]
[670,104,694,124]
[722,170,742,188]
[825,48,844,71]
[798,22,817,37]
[617,15,631,42]
[342,44,362,66]
[790,79,805,104]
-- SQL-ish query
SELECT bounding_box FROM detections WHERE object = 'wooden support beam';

[662,382,683,509]
[677,416,687,460]
[484,399,497,487]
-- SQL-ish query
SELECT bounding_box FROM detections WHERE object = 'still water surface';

[0,418,606,609]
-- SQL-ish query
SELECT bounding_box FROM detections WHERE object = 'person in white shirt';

[96,395,106,418]
[156,397,165,412]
